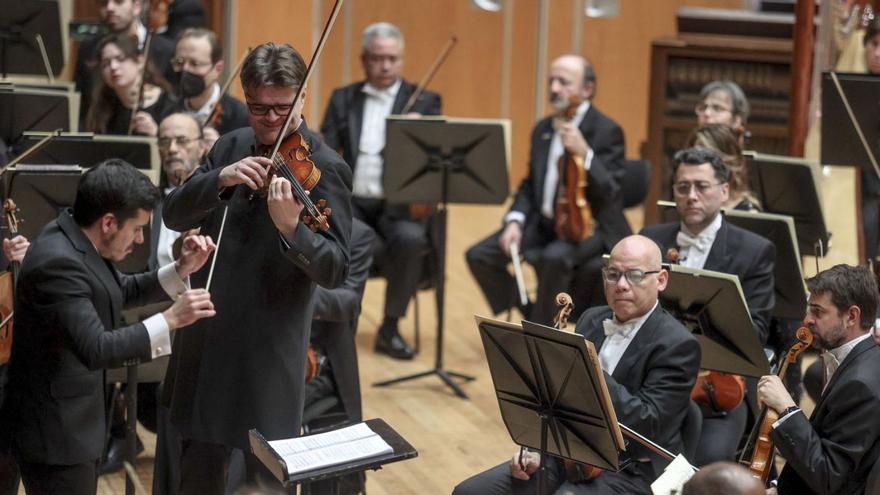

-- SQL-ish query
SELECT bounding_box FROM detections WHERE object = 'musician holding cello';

[466,54,630,326]
[454,235,701,494]
[320,22,441,361]
[161,42,352,493]
[758,264,880,495]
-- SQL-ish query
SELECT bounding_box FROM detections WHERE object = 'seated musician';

[686,124,760,212]
[466,54,630,325]
[454,235,701,495]
[695,80,749,133]
[320,22,441,360]
[84,33,177,136]
[74,0,176,122]
[759,264,880,494]
[640,146,775,466]
[170,28,249,136]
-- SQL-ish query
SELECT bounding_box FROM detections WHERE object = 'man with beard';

[170,29,248,136]
[466,54,630,325]
[760,264,880,494]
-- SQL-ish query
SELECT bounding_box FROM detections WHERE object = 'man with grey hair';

[695,80,750,131]
[162,42,352,493]
[321,22,441,360]
[466,54,630,325]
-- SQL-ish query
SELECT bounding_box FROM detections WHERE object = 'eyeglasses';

[695,102,732,116]
[602,267,661,285]
[246,102,294,117]
[170,57,214,72]
[673,181,724,196]
[158,136,201,149]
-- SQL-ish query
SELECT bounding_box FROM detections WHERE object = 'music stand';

[0,0,66,78]
[0,86,78,143]
[820,72,880,175]
[372,116,511,399]
[743,151,831,256]
[19,132,159,184]
[478,316,686,494]
[662,264,771,377]
[656,202,806,320]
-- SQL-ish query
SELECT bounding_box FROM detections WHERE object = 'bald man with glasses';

[640,146,775,467]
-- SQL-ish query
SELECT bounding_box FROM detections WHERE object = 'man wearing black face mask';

[171,28,248,137]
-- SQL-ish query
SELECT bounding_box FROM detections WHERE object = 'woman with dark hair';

[84,33,177,136]
[686,124,761,212]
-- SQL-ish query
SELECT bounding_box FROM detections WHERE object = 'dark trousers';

[693,401,748,466]
[17,459,97,495]
[153,382,181,495]
[353,197,429,319]
[178,438,282,495]
[466,222,604,326]
[452,457,653,495]
[0,453,19,495]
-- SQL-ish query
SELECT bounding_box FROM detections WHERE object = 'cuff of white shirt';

[583,148,594,171]
[158,263,188,300]
[143,314,172,359]
[504,211,526,226]
[772,407,801,429]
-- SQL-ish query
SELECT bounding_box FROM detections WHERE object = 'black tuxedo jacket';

[773,338,880,495]
[640,218,776,345]
[511,105,630,252]
[320,79,442,172]
[75,31,176,122]
[0,210,171,465]
[310,218,375,422]
[576,304,701,476]
[161,125,352,449]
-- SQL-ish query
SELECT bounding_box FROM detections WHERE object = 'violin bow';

[400,35,457,114]
[204,0,344,292]
[127,33,154,136]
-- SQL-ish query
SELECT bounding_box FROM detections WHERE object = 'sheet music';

[268,423,393,475]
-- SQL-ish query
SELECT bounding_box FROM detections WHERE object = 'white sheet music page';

[268,422,394,475]
[650,454,696,495]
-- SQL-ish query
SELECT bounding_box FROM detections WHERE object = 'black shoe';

[374,331,415,360]
[99,435,144,475]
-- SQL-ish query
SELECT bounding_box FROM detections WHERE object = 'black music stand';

[0,0,65,78]
[249,418,417,493]
[0,87,78,143]
[372,116,510,399]
[662,265,770,378]
[820,72,880,175]
[477,316,625,493]
[656,202,806,321]
[743,151,831,256]
[19,132,158,177]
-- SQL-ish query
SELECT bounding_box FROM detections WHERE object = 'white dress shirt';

[143,264,189,359]
[352,79,402,199]
[677,213,723,269]
[598,301,658,374]
[505,101,595,226]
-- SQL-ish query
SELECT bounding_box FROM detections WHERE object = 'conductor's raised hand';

[267,176,305,240]
[162,289,215,330]
[218,156,272,190]
[174,233,216,279]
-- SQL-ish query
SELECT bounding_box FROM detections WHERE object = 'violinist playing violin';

[321,22,441,361]
[640,146,776,466]
[161,42,352,494]
[454,235,700,495]
[758,265,880,495]
[466,54,630,326]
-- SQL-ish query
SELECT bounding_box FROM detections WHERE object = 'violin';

[263,131,332,233]
[742,326,813,482]
[553,95,594,242]
[0,200,22,365]
[691,370,746,412]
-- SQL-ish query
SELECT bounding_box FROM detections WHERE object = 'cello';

[741,326,813,482]
[0,200,22,365]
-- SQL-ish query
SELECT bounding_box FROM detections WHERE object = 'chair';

[680,400,703,463]
[620,159,652,209]
[867,454,880,495]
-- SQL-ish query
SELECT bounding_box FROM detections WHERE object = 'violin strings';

[270,154,324,221]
